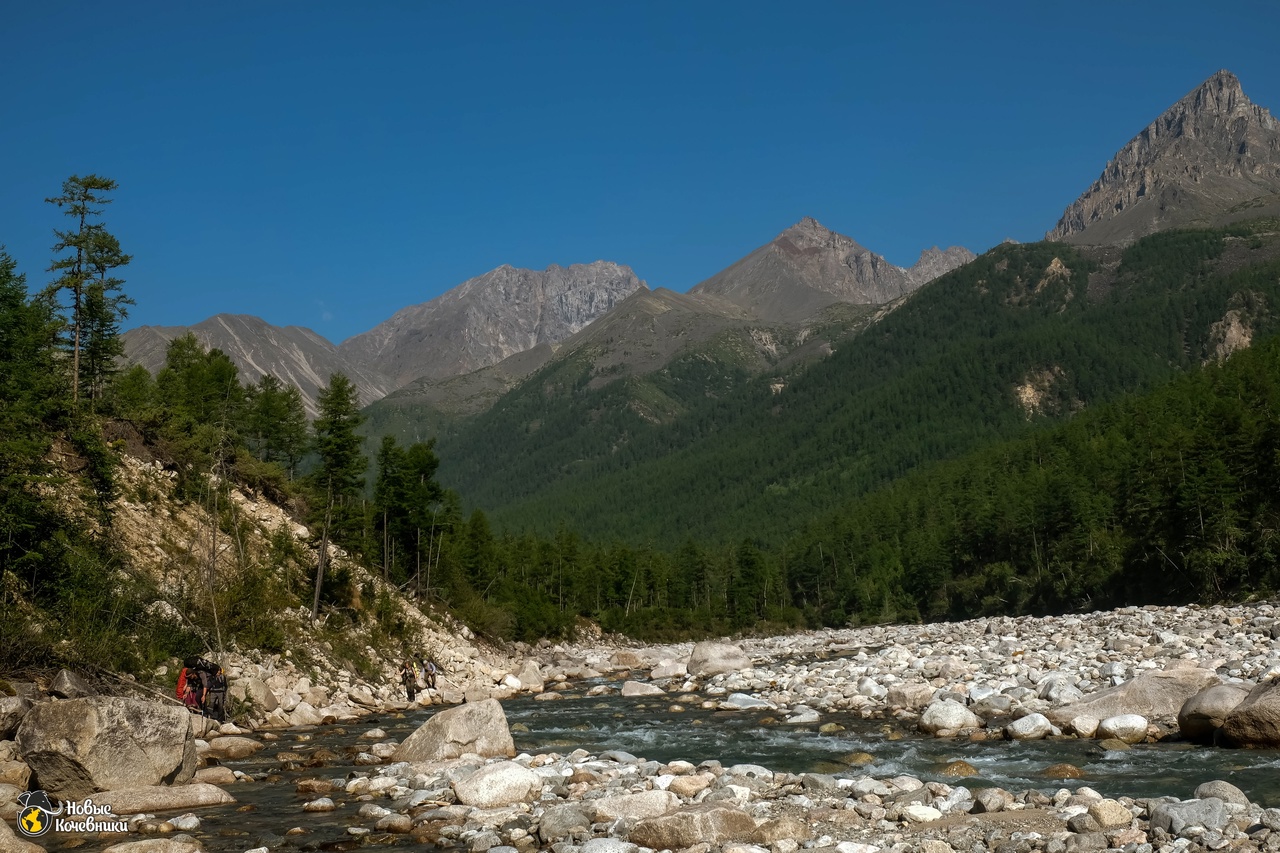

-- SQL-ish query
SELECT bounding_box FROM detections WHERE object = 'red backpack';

[175,667,188,700]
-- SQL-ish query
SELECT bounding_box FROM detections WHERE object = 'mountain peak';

[1048,71,1280,244]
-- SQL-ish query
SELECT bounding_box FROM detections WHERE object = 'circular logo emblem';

[17,805,51,838]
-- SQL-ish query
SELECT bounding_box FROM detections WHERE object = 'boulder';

[516,660,545,694]
[1150,797,1230,836]
[611,650,646,668]
[886,683,936,709]
[1005,713,1053,741]
[0,815,44,853]
[630,804,758,849]
[591,790,679,822]
[243,677,279,712]
[1178,684,1249,742]
[452,761,540,808]
[720,694,773,711]
[288,702,324,727]
[919,700,981,734]
[650,661,687,679]
[193,766,237,785]
[49,669,95,699]
[538,803,592,842]
[1221,679,1280,748]
[93,782,236,815]
[16,698,196,800]
[1087,799,1133,830]
[204,737,263,760]
[393,698,515,761]
[0,697,33,740]
[1046,663,1217,725]
[0,760,31,788]
[621,680,666,697]
[1096,714,1148,744]
[686,642,751,678]
[1194,780,1250,807]
[102,841,203,853]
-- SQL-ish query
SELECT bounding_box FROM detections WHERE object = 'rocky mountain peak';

[1048,70,1280,244]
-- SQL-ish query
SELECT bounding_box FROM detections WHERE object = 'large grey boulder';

[1046,663,1218,725]
[686,642,751,678]
[94,782,236,815]
[1194,780,1250,807]
[0,697,33,740]
[516,660,545,693]
[1221,679,1280,747]
[629,804,757,849]
[1178,684,1249,742]
[452,761,540,808]
[590,790,679,822]
[243,677,279,712]
[918,700,981,734]
[538,803,592,843]
[1150,797,1230,836]
[393,698,515,762]
[1096,714,1148,744]
[16,698,196,800]
[0,816,45,853]
[1005,713,1054,741]
[620,681,665,697]
[886,683,936,709]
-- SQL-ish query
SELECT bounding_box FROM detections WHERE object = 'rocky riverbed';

[3,600,1280,853]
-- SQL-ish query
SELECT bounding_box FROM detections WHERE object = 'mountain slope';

[122,314,393,414]
[691,217,973,322]
[1048,70,1280,245]
[339,261,645,388]
[435,220,1280,545]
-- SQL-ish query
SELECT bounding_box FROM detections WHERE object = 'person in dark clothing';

[400,660,417,702]
[205,666,229,722]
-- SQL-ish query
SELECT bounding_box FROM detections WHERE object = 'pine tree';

[44,175,131,405]
[310,373,366,621]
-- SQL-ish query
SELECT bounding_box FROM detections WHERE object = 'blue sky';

[3,1,1279,344]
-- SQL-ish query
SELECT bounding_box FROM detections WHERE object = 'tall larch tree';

[310,373,366,621]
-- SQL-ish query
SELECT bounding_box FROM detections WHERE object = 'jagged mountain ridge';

[691,217,975,322]
[338,261,646,389]
[1049,70,1280,245]
[122,314,394,415]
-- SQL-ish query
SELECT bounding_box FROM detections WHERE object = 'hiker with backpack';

[205,665,229,722]
[399,659,418,702]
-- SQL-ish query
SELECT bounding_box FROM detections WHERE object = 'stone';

[1064,832,1108,853]
[49,670,95,699]
[720,693,773,710]
[393,698,515,761]
[1193,779,1250,806]
[1150,797,1230,835]
[0,816,44,853]
[581,840,637,853]
[686,642,752,677]
[375,813,412,833]
[1067,715,1099,738]
[1087,799,1132,829]
[1005,713,1053,740]
[16,698,195,800]
[886,683,936,709]
[1040,763,1083,779]
[1096,714,1148,744]
[668,773,713,798]
[94,783,235,815]
[288,702,324,727]
[0,760,30,788]
[1046,663,1217,726]
[242,677,279,712]
[204,736,263,759]
[650,661,688,679]
[302,797,336,812]
[1096,738,1130,751]
[591,790,679,822]
[753,816,812,843]
[1178,684,1249,742]
[193,766,237,785]
[516,660,545,693]
[102,841,202,853]
[620,681,665,697]
[972,788,1012,813]
[939,760,978,777]
[1222,678,1280,747]
[0,698,33,740]
[902,803,942,822]
[538,803,592,842]
[919,700,981,734]
[630,804,757,850]
[452,761,540,808]
[611,650,646,668]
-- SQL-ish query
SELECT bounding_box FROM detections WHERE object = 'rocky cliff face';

[339,261,645,388]
[690,217,974,322]
[1048,70,1280,245]
[122,314,393,416]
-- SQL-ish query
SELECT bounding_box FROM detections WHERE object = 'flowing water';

[38,682,1280,853]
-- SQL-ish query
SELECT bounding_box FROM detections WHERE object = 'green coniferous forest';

[422,222,1280,548]
[5,177,1280,670]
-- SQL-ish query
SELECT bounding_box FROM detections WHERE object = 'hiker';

[205,665,229,722]
[399,659,417,702]
[178,658,204,713]
[424,658,439,690]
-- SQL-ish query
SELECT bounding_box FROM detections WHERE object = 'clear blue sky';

[3,1,1278,344]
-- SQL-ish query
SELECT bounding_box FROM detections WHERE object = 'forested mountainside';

[427,221,1280,546]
